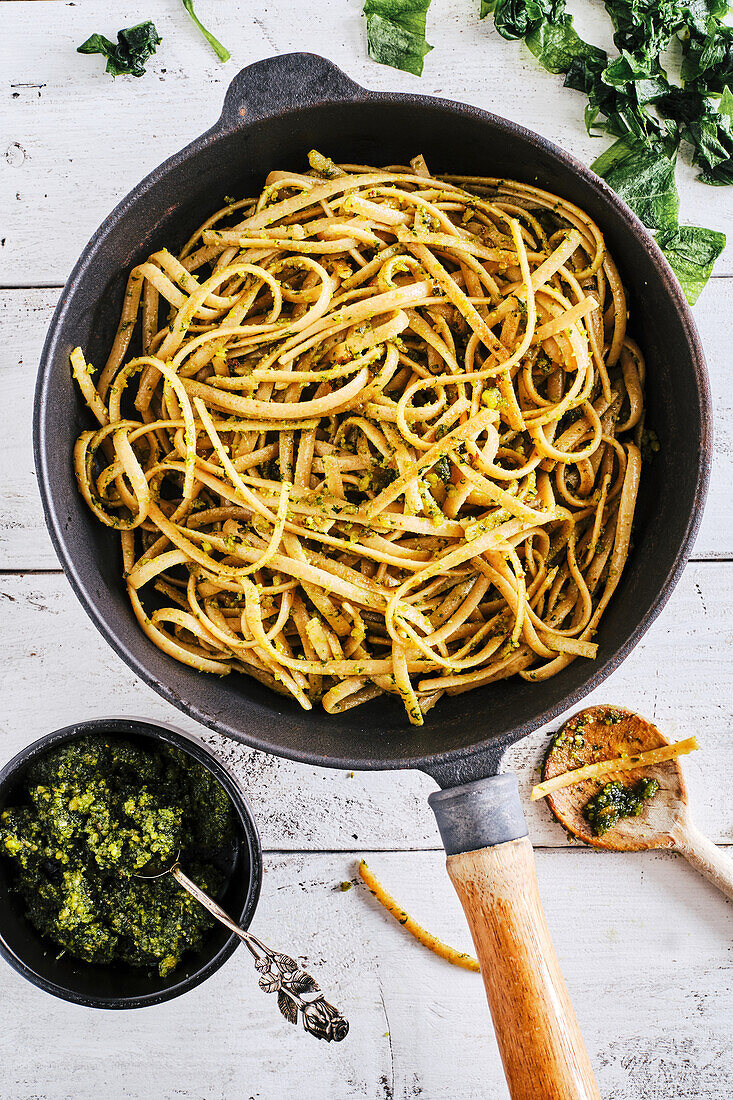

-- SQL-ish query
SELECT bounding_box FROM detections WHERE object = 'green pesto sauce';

[583,778,660,837]
[0,737,235,977]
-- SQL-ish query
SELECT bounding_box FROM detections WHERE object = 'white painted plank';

[3,4,732,1094]
[0,289,50,569]
[2,0,732,285]
[0,848,730,1099]
[0,564,730,849]
[2,283,731,568]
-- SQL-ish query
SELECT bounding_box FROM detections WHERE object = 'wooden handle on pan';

[447,837,601,1100]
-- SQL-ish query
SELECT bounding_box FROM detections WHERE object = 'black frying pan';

[34,54,710,1099]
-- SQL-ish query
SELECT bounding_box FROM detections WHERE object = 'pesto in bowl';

[0,736,236,977]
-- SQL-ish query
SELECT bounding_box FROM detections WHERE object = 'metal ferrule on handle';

[428,773,528,854]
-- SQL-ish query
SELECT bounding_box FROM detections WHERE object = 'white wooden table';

[2,3,732,1097]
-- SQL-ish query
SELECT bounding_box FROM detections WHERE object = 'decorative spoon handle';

[171,865,349,1041]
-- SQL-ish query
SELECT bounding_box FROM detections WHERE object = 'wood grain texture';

[2,1,733,1095]
[0,848,730,1100]
[1,0,732,285]
[0,565,730,849]
[675,820,733,903]
[447,839,600,1100]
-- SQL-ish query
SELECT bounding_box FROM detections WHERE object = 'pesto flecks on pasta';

[72,152,644,725]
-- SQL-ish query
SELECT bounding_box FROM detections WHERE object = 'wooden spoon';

[542,704,733,900]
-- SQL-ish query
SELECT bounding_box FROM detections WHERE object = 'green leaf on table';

[364,0,433,76]
[492,0,565,41]
[181,0,230,63]
[682,25,733,92]
[601,51,671,105]
[474,0,729,290]
[678,87,733,184]
[603,0,724,59]
[656,225,726,303]
[565,49,675,144]
[591,134,679,229]
[77,22,161,78]
[685,103,733,166]
[526,16,605,75]
[720,84,733,121]
[678,0,729,37]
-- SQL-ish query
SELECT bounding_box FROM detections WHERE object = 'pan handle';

[218,53,367,130]
[429,776,600,1100]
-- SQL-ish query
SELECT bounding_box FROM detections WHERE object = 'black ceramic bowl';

[33,54,711,778]
[0,718,262,1009]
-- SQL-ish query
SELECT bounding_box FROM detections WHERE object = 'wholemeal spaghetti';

[72,152,644,725]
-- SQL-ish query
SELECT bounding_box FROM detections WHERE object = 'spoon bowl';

[543,705,733,900]
[135,853,182,880]
[544,706,688,850]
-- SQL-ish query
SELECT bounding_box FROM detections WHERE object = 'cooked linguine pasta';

[72,152,644,725]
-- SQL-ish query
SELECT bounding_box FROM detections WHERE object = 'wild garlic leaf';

[591,135,679,229]
[77,22,161,78]
[679,0,729,37]
[601,51,670,105]
[602,0,722,58]
[492,0,566,41]
[657,225,727,304]
[474,0,731,291]
[676,87,733,184]
[565,51,673,143]
[682,23,733,91]
[364,0,433,76]
[526,17,605,76]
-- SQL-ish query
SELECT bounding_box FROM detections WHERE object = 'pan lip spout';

[33,53,712,776]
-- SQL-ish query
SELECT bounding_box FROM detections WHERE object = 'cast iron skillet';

[34,54,710,1097]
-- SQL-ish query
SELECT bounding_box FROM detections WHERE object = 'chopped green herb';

[0,736,236,976]
[552,727,585,749]
[640,427,661,461]
[370,465,398,492]
[432,455,451,483]
[583,777,660,836]
[77,22,161,78]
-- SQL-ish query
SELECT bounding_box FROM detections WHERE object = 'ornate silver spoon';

[137,854,349,1041]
